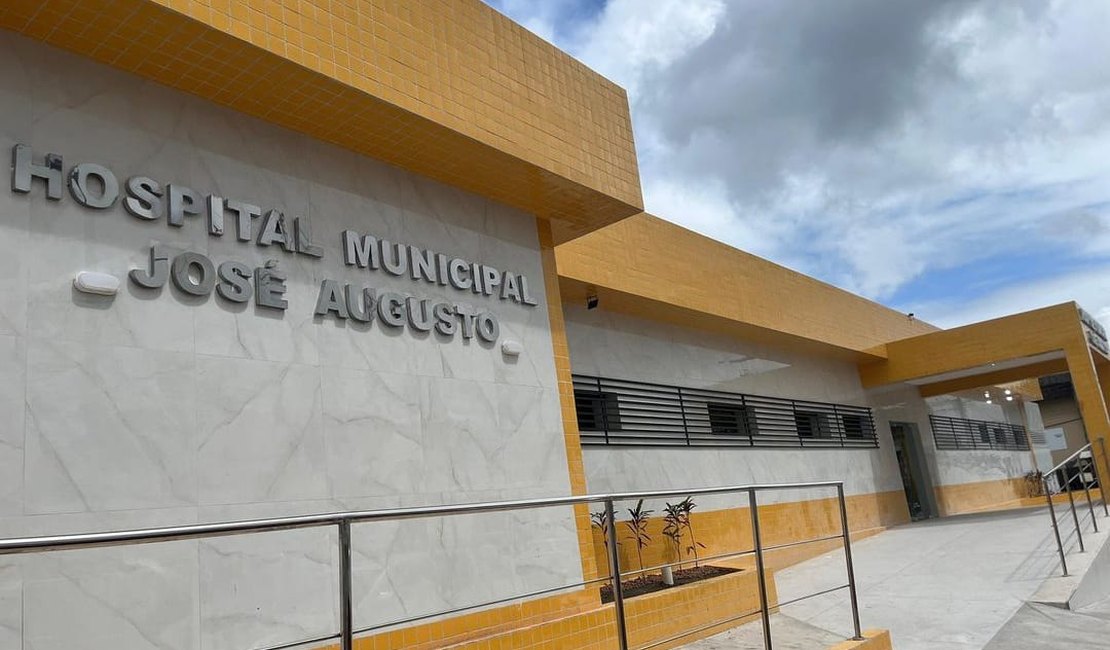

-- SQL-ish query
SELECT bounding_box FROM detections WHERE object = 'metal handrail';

[1047,442,1098,476]
[0,480,866,650]
[1042,440,1110,576]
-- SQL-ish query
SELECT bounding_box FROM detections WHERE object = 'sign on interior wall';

[1044,427,1067,451]
[10,144,539,345]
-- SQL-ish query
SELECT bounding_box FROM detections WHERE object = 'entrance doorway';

[891,422,936,521]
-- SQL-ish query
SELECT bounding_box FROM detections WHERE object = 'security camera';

[586,293,599,310]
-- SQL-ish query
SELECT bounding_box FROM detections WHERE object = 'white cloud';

[491,0,1110,329]
[923,263,1110,329]
[569,0,724,98]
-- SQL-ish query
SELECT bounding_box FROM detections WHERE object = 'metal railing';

[574,374,879,449]
[1043,440,1110,576]
[0,481,866,650]
[929,414,1029,451]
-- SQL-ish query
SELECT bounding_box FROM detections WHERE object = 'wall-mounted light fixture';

[73,271,119,296]
[501,340,523,357]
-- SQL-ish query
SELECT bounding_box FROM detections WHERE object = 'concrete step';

[1030,524,1110,610]
[680,613,842,649]
[984,602,1110,649]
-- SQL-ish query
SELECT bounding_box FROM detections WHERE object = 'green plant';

[1024,470,1045,498]
[662,501,687,568]
[590,510,617,560]
[677,496,706,567]
[624,499,654,578]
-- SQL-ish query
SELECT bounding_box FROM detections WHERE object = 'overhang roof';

[0,0,643,242]
[858,303,1094,390]
[556,213,939,359]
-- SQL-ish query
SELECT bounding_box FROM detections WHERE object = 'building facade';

[0,2,1108,650]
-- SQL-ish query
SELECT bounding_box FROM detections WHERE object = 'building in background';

[0,2,1107,650]
[1038,373,1090,466]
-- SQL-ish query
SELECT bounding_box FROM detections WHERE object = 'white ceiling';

[905,350,1066,386]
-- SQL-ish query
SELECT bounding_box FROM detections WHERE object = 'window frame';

[573,388,621,434]
[706,401,756,440]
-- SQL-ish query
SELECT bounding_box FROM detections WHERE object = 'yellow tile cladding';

[556,213,940,358]
[0,0,643,242]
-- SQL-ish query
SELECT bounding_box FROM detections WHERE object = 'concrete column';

[535,217,602,586]
[1065,340,1110,482]
[1094,360,1110,486]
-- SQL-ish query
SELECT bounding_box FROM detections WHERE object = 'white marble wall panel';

[566,305,907,508]
[199,529,336,650]
[24,339,198,514]
[0,559,20,650]
[322,367,424,498]
[22,542,199,650]
[348,505,581,630]
[0,30,576,650]
[0,336,25,517]
[0,29,33,339]
[196,357,326,505]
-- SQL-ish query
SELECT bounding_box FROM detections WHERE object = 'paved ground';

[680,506,1108,649]
[680,613,840,649]
[679,505,1087,647]
[770,508,1073,650]
[982,598,1110,649]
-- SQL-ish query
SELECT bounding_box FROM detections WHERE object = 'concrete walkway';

[680,613,841,649]
[982,598,1110,649]
[771,508,1072,650]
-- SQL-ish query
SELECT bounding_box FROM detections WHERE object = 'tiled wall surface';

[556,213,940,356]
[586,491,910,582]
[0,31,582,650]
[0,0,643,242]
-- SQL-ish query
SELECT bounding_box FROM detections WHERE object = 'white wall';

[565,303,1045,517]
[923,395,1038,486]
[0,32,579,650]
[1039,395,1089,465]
[564,304,906,509]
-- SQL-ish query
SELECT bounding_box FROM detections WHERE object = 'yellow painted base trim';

[1019,487,1103,509]
[934,477,1034,516]
[589,490,910,578]
[339,567,773,650]
[828,629,893,650]
[346,589,598,649]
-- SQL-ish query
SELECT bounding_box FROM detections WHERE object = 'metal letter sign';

[11,144,540,347]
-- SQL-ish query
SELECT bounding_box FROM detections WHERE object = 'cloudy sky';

[487,0,1110,329]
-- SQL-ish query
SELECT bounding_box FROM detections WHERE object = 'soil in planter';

[600,565,740,603]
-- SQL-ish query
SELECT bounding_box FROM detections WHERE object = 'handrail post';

[1044,477,1069,576]
[1078,448,1098,532]
[1066,470,1085,553]
[338,519,353,650]
[604,498,629,650]
[837,484,864,641]
[747,488,772,650]
[1096,438,1110,517]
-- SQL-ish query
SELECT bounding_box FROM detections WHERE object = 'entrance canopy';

[859,302,1110,465]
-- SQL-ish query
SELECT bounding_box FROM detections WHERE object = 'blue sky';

[486,0,1110,329]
